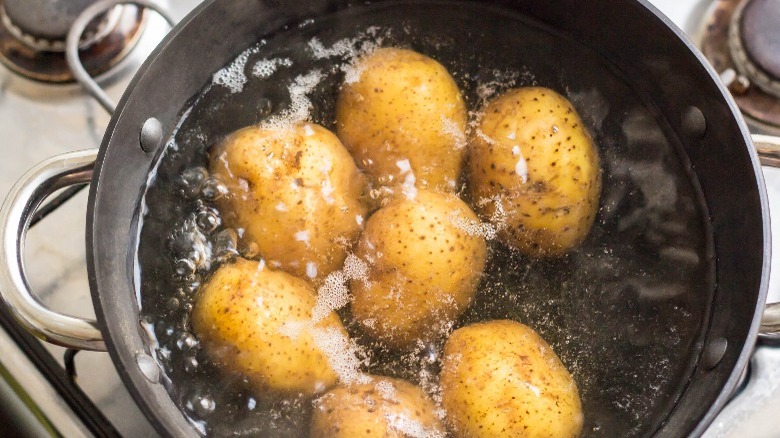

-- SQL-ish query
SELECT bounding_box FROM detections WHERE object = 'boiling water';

[137,2,712,436]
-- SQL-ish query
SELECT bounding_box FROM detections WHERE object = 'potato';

[440,320,583,438]
[468,87,601,257]
[210,123,368,283]
[350,189,487,348]
[310,375,445,437]
[191,257,347,395]
[336,48,468,194]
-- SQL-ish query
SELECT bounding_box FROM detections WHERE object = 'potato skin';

[468,87,601,256]
[351,190,487,348]
[440,320,583,438]
[336,48,468,193]
[191,257,346,395]
[310,376,445,438]
[210,123,368,283]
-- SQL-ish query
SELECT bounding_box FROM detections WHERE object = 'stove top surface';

[0,1,777,437]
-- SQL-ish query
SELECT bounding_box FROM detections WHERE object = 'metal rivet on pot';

[682,106,707,140]
[702,337,728,369]
[140,117,164,153]
[136,352,160,383]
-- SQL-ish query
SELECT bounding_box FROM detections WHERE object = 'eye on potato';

[310,375,445,438]
[440,320,583,438]
[336,47,468,194]
[209,123,368,283]
[192,257,348,395]
[350,189,487,348]
[468,87,601,257]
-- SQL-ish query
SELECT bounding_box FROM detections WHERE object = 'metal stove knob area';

[0,0,147,82]
[700,0,780,134]
[728,0,780,98]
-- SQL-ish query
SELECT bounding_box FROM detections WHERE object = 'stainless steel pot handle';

[755,134,780,342]
[0,149,105,351]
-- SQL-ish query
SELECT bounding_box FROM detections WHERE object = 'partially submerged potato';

[440,320,583,438]
[310,375,445,437]
[468,87,601,256]
[210,123,368,283]
[336,48,468,193]
[350,189,487,348]
[191,257,346,395]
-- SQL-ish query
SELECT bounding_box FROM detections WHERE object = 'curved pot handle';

[0,149,106,351]
[754,134,780,342]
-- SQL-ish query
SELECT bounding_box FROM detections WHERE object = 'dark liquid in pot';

[137,2,713,436]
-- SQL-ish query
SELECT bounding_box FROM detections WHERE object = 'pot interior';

[91,0,765,436]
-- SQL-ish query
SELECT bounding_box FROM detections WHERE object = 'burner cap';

[700,0,780,133]
[730,0,780,98]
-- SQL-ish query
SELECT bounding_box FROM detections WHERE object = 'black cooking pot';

[1,0,780,436]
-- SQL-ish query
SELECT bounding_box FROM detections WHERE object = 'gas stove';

[0,0,777,437]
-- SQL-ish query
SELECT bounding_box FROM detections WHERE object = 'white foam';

[448,212,497,240]
[396,159,412,174]
[312,271,349,323]
[307,28,386,85]
[261,70,324,130]
[251,57,292,79]
[342,253,369,283]
[401,172,417,200]
[474,128,496,145]
[512,145,528,183]
[441,116,467,150]
[295,230,310,243]
[376,380,397,401]
[321,179,336,204]
[477,195,509,229]
[306,262,318,279]
[212,46,260,94]
[311,327,370,385]
[385,412,445,438]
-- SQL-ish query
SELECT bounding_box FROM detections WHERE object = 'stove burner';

[729,0,780,98]
[0,0,146,83]
[700,0,780,133]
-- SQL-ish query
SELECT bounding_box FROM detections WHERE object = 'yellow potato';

[468,87,601,256]
[336,48,468,193]
[440,320,583,438]
[351,189,487,348]
[191,257,346,395]
[210,123,368,283]
[310,375,445,437]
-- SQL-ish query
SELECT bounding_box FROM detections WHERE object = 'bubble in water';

[213,229,239,262]
[183,356,199,373]
[179,167,208,198]
[176,332,200,352]
[175,259,197,278]
[257,98,273,117]
[166,297,180,311]
[195,395,216,417]
[201,178,229,201]
[196,208,221,233]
